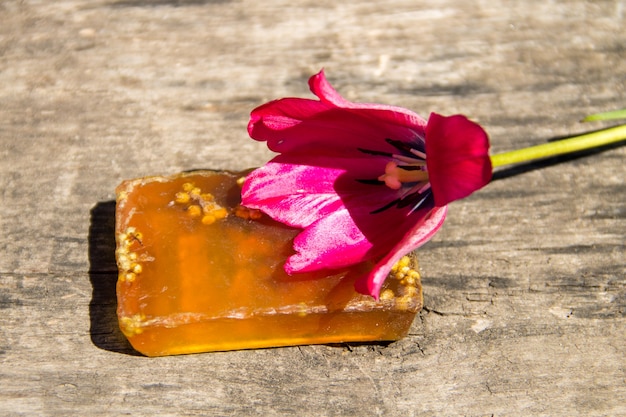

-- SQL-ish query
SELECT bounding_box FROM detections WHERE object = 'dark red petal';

[309,70,428,128]
[249,107,423,157]
[425,113,492,207]
[248,71,427,155]
[354,206,447,299]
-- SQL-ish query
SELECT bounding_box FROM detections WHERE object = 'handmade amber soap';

[115,170,423,356]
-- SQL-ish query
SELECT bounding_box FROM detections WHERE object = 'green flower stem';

[582,109,626,122]
[490,124,626,168]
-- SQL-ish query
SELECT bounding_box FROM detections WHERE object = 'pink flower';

[241,70,492,298]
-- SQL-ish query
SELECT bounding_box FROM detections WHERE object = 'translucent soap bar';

[115,170,422,356]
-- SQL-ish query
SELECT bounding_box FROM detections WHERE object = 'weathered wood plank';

[0,0,624,415]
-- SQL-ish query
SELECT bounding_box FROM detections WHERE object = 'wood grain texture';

[0,0,624,415]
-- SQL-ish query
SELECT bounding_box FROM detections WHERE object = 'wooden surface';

[1,1,624,415]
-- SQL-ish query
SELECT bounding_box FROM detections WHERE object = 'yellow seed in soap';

[187,205,202,217]
[396,296,412,311]
[297,303,309,317]
[117,190,129,201]
[119,314,146,336]
[175,192,190,204]
[182,182,195,192]
[380,289,395,300]
[202,215,216,225]
[213,207,228,219]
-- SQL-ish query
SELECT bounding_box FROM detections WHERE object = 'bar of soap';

[115,170,423,356]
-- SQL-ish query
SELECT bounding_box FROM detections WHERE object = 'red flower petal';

[248,71,427,156]
[310,70,428,128]
[354,206,447,299]
[425,113,492,207]
[286,208,373,272]
[241,159,346,229]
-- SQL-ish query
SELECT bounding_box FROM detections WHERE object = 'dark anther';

[370,191,431,215]
[356,179,386,185]
[357,147,392,157]
[385,137,426,156]
[396,164,422,171]
[370,198,402,214]
[385,138,414,154]
[398,192,430,214]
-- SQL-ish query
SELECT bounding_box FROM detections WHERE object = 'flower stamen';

[378,161,429,190]
[410,148,427,160]
[393,154,426,165]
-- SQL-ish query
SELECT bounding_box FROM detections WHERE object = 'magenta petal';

[308,70,352,108]
[248,70,427,156]
[248,98,332,152]
[285,208,373,273]
[354,206,448,299]
[241,163,343,229]
[249,92,332,129]
[309,70,428,128]
[425,113,492,207]
[250,106,424,156]
[241,154,389,228]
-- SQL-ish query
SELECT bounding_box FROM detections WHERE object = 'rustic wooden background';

[1,1,624,415]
